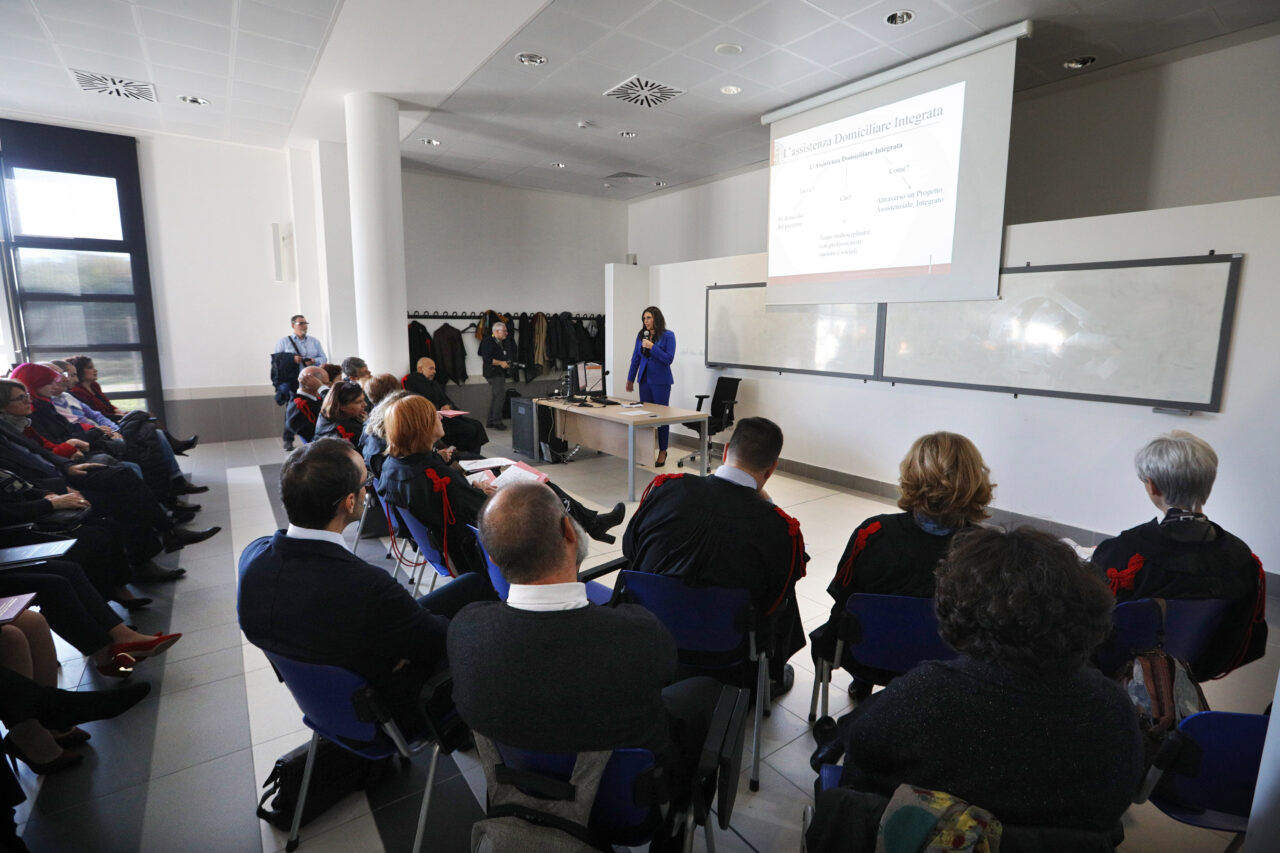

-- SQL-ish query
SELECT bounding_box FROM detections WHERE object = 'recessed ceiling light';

[618,131,637,138]
[418,137,441,146]
[551,162,566,168]
[1062,55,1097,70]
[178,95,208,105]
[720,85,742,95]
[577,120,595,129]
[654,180,666,187]
[603,182,613,188]
[516,52,547,66]
[714,43,743,56]
[886,10,914,25]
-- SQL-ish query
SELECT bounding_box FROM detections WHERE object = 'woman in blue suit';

[626,305,676,466]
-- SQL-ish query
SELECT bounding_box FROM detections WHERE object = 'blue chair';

[391,503,455,595]
[809,594,956,722]
[1143,710,1268,852]
[617,570,772,792]
[467,523,614,605]
[1094,598,1233,679]
[261,652,467,852]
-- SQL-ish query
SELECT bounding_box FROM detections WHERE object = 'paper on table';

[458,457,516,472]
[467,469,496,487]
[439,410,469,418]
[616,410,652,417]
[491,461,550,488]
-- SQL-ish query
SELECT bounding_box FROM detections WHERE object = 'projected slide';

[768,83,965,286]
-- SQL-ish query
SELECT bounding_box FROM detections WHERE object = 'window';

[0,119,164,419]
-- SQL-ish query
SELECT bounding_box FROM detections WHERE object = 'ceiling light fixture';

[654,180,666,187]
[418,137,441,146]
[603,182,613,188]
[714,43,743,56]
[618,131,636,138]
[1062,55,1097,70]
[516,52,547,66]
[577,120,595,129]
[551,162,566,168]
[720,85,742,95]
[886,10,914,25]
[178,95,208,105]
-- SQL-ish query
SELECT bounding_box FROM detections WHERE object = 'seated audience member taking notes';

[828,527,1143,833]
[285,366,327,443]
[623,416,807,692]
[404,357,488,452]
[1091,430,1267,680]
[377,396,623,576]
[449,481,722,842]
[817,431,993,699]
[237,438,490,732]
[314,380,367,446]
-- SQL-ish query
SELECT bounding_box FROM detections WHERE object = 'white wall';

[627,167,767,269]
[647,195,1280,568]
[604,263,650,396]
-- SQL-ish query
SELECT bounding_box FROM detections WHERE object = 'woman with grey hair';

[1090,430,1267,680]
[360,386,410,478]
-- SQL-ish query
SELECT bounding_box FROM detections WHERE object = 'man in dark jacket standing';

[477,322,516,430]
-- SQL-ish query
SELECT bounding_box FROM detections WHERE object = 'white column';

[344,92,409,375]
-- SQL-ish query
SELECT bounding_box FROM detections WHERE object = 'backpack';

[256,736,394,830]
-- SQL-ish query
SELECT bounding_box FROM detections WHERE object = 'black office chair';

[676,376,740,470]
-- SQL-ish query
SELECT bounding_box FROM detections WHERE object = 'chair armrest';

[693,394,710,412]
[578,556,628,584]
[0,524,35,534]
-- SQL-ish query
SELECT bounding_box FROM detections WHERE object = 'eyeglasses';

[294,321,309,326]
[330,473,374,511]
[7,393,30,403]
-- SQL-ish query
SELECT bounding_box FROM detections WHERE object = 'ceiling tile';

[234,31,318,71]
[146,40,231,77]
[138,8,232,53]
[231,80,302,110]
[733,0,839,46]
[537,58,633,99]
[34,0,138,33]
[773,66,847,98]
[830,43,911,79]
[887,15,984,58]
[44,17,144,56]
[239,0,330,47]
[1213,0,1280,30]
[0,33,63,66]
[806,0,887,15]
[228,98,294,123]
[149,65,229,100]
[135,0,235,27]
[226,114,292,134]
[961,0,1079,33]
[58,47,152,83]
[735,48,825,87]
[0,57,69,89]
[786,22,878,67]
[554,0,651,28]
[579,30,672,72]
[232,58,309,91]
[684,26,784,69]
[0,6,48,41]
[252,0,341,21]
[507,5,613,59]
[844,0,954,42]
[639,50,724,90]
[1109,9,1225,58]
[623,1,721,51]
[671,0,768,25]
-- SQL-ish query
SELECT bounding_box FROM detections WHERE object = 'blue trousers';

[639,382,672,450]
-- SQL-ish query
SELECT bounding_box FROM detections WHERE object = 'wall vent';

[73,70,157,102]
[603,76,684,108]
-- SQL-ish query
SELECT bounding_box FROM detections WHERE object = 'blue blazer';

[627,329,676,386]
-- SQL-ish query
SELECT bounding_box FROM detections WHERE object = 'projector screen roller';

[765,27,1025,305]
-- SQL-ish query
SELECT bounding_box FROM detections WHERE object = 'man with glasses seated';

[274,315,327,451]
[237,438,491,731]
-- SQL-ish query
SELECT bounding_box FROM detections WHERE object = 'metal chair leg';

[703,812,716,853]
[750,652,768,792]
[411,743,440,853]
[820,659,830,720]
[808,659,823,723]
[425,571,436,595]
[286,730,322,851]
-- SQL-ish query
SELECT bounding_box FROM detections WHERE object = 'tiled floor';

[11,435,1278,852]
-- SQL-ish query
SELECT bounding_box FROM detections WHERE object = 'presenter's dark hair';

[726,417,783,471]
[935,526,1113,676]
[280,437,363,528]
[478,482,570,584]
[637,306,666,340]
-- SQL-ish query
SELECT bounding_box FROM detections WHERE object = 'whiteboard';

[705,283,878,377]
[702,255,1239,411]
[883,257,1238,408]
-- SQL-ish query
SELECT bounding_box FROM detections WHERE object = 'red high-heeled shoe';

[110,632,182,661]
[96,652,136,678]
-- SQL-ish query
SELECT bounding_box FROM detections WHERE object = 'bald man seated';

[403,357,488,453]
[284,366,326,443]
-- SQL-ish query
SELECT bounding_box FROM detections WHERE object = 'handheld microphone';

[642,329,650,340]
[642,328,651,357]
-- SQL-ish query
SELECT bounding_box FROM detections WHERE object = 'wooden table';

[535,397,710,500]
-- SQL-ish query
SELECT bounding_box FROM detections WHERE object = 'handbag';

[256,736,394,830]
[34,507,90,534]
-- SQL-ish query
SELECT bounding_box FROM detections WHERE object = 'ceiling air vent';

[603,76,684,108]
[73,70,157,102]
[604,172,651,182]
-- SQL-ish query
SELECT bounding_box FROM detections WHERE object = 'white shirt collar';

[285,524,347,548]
[714,464,758,491]
[297,390,319,401]
[506,582,589,612]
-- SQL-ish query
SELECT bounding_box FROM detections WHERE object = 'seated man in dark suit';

[403,357,488,453]
[238,438,491,730]
[284,366,326,443]
[622,416,808,693]
[1091,430,1267,680]
[449,482,722,845]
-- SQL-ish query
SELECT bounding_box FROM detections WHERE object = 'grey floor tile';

[162,620,244,664]
[150,673,250,778]
[159,644,245,695]
[139,748,260,853]
[21,776,149,853]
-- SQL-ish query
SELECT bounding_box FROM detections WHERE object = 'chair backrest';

[371,479,400,536]
[1159,710,1269,819]
[844,594,956,674]
[620,570,752,655]
[392,503,454,579]
[1096,598,1232,676]
[468,523,510,599]
[708,377,741,428]
[494,741,662,843]
[262,650,381,744]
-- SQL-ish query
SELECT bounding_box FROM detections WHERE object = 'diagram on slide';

[768,82,965,284]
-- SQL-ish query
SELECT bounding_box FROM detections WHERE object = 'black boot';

[586,502,625,543]
[165,432,199,456]
[134,560,186,581]
[162,525,221,553]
